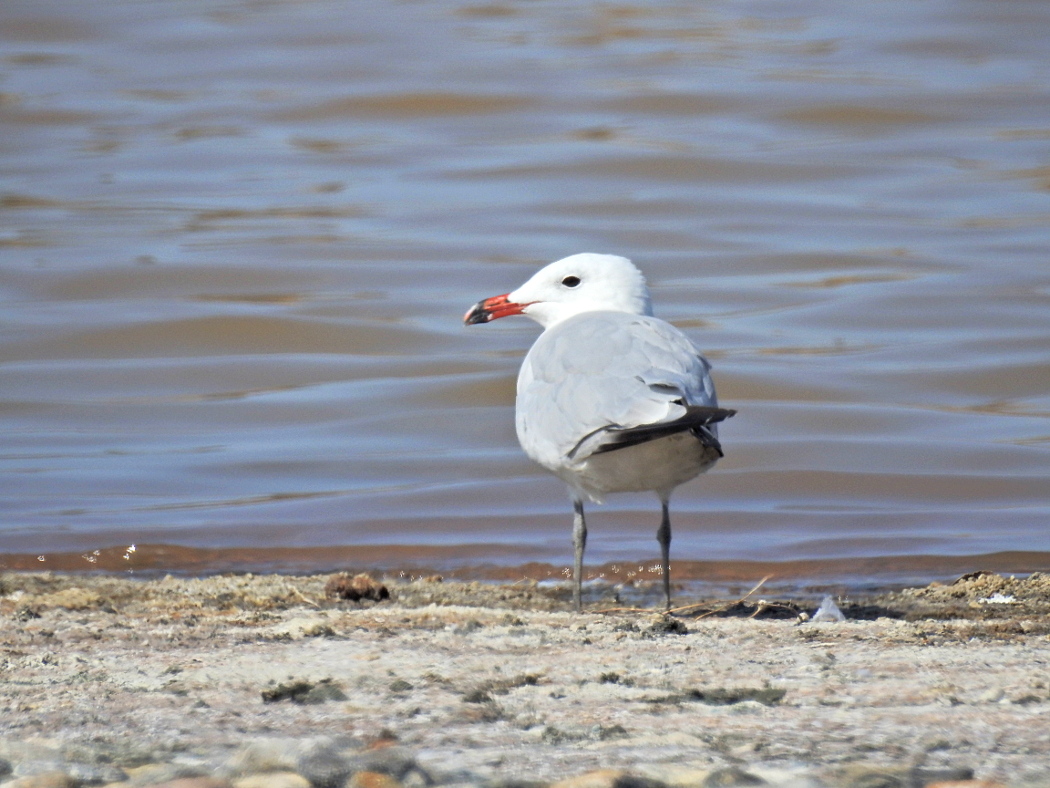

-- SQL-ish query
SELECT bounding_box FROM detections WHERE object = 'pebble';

[122,764,209,788]
[346,748,428,786]
[549,770,628,788]
[0,739,1004,788]
[642,616,688,637]
[976,688,1005,704]
[346,774,401,788]
[260,679,347,705]
[295,743,353,788]
[0,745,62,773]
[272,617,337,640]
[702,768,766,787]
[550,770,664,788]
[838,765,975,788]
[914,769,978,785]
[1,772,76,788]
[63,764,127,786]
[149,779,232,788]
[232,773,310,788]
[632,765,711,787]
[221,740,303,778]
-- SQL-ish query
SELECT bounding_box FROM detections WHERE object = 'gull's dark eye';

[561,275,581,288]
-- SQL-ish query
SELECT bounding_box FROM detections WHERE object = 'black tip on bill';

[463,301,491,325]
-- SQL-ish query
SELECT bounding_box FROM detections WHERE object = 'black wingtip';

[586,405,736,457]
[704,406,736,423]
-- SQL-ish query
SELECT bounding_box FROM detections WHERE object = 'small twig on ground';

[674,575,772,620]
[291,586,321,609]
[747,600,799,619]
[592,575,774,617]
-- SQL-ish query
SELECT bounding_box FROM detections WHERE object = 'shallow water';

[2,0,1049,585]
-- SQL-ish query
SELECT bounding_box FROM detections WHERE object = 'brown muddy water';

[1,0,1049,588]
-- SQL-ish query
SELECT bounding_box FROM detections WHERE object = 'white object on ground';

[812,595,847,622]
[464,253,735,611]
[979,593,1017,605]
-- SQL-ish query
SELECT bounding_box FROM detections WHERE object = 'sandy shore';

[1,570,1048,788]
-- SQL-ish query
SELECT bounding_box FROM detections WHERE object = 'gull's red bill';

[463,293,528,325]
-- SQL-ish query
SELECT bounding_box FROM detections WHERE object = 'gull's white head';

[464,253,653,329]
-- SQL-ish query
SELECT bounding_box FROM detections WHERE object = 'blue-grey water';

[2,0,1049,586]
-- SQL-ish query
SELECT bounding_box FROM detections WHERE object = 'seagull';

[464,253,735,612]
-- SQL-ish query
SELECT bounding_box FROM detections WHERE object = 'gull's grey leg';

[657,498,672,611]
[572,497,587,612]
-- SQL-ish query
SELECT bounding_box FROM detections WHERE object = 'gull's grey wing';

[515,311,723,471]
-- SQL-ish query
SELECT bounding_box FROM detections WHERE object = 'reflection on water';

[1,0,1049,584]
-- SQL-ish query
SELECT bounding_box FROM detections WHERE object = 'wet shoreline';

[2,544,1048,601]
